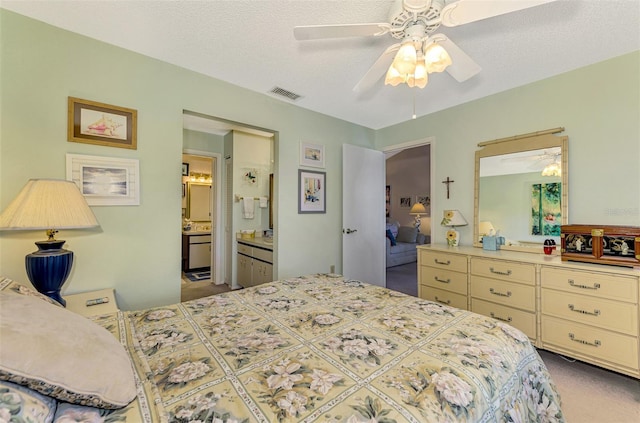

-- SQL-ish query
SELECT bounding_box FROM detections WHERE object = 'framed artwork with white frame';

[66,153,140,206]
[299,142,325,168]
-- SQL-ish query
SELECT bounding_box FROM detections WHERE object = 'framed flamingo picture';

[68,97,137,149]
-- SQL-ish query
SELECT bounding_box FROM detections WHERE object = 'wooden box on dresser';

[417,244,640,378]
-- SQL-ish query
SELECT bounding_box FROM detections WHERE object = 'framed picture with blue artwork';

[298,169,325,214]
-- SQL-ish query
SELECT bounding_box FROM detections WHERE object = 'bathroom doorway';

[181,111,277,300]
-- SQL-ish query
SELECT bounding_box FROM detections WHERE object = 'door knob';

[343,228,357,234]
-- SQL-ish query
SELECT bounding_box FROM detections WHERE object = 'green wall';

[2,10,638,310]
[0,10,375,309]
[376,51,640,245]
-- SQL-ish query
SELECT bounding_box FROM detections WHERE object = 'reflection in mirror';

[187,182,212,221]
[474,128,568,253]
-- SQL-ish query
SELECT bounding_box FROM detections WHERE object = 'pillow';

[385,221,399,237]
[0,380,57,423]
[386,229,397,246]
[416,233,426,244]
[0,292,137,409]
[0,276,63,307]
[396,226,418,243]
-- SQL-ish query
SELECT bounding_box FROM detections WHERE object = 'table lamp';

[440,209,468,247]
[409,202,427,229]
[0,179,100,306]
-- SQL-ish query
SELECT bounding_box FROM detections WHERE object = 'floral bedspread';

[85,275,564,422]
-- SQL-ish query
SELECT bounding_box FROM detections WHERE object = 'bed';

[0,275,564,422]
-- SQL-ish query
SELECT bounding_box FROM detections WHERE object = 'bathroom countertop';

[182,230,211,236]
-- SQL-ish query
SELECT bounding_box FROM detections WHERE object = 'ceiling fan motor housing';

[390,0,445,39]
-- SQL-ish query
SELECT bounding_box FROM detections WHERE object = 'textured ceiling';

[2,0,639,129]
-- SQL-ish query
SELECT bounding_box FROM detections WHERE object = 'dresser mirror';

[474,128,568,253]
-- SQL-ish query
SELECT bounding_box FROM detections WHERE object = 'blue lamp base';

[25,240,73,307]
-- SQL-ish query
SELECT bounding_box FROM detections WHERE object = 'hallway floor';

[386,262,418,296]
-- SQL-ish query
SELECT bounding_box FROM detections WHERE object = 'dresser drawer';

[471,298,536,340]
[470,258,535,285]
[420,267,467,295]
[541,267,638,303]
[419,250,467,273]
[541,289,638,335]
[542,316,639,371]
[420,286,467,310]
[470,276,535,311]
[237,243,252,256]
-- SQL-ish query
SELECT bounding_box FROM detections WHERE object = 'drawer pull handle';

[434,296,451,305]
[434,259,451,266]
[489,267,512,276]
[569,333,601,347]
[490,312,512,323]
[568,280,601,290]
[568,304,600,316]
[434,276,451,284]
[489,288,512,297]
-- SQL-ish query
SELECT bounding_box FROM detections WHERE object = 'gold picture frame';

[68,97,137,149]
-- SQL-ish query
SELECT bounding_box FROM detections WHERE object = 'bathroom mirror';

[187,182,211,221]
[474,128,568,252]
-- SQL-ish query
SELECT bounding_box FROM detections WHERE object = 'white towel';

[242,197,254,219]
[259,196,268,208]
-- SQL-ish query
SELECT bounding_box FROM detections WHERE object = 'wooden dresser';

[417,244,640,378]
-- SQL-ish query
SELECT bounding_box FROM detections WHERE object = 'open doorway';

[181,111,276,301]
[383,139,433,297]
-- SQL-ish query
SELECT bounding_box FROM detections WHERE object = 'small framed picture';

[182,162,189,176]
[66,153,140,206]
[68,97,137,149]
[298,169,326,214]
[299,142,325,168]
[400,197,412,208]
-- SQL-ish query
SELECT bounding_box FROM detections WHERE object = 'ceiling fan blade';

[294,23,392,40]
[440,0,557,27]
[353,44,400,93]
[432,34,481,82]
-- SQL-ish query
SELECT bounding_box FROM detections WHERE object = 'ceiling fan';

[294,0,556,92]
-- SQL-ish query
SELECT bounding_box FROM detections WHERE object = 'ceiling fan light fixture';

[392,41,417,74]
[384,64,405,86]
[542,162,561,177]
[424,42,452,73]
[413,52,428,88]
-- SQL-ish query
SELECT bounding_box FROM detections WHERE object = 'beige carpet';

[538,349,640,422]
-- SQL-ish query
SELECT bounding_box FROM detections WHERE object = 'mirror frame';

[473,128,568,252]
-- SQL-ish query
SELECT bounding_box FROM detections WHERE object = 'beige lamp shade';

[409,202,427,215]
[478,221,495,236]
[0,179,99,232]
[440,209,468,227]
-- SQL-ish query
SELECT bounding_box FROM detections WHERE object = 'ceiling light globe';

[393,42,417,74]
[424,43,452,73]
[384,65,405,86]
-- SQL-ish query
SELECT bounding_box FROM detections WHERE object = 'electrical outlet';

[330,265,335,274]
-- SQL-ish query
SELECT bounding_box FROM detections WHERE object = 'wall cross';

[442,176,454,199]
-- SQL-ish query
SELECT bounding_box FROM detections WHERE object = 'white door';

[342,144,386,286]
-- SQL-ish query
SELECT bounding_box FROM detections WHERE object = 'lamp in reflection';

[478,221,495,242]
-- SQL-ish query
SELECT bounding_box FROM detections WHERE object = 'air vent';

[269,86,302,101]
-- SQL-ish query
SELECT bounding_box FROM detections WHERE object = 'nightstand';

[64,288,119,317]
